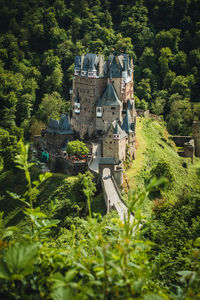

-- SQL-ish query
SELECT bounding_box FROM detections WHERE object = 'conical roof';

[122,109,133,134]
[113,120,127,139]
[96,83,121,107]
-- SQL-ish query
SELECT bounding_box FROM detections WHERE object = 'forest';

[0,0,200,299]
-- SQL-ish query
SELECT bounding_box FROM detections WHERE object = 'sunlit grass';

[126,117,147,189]
[126,117,200,205]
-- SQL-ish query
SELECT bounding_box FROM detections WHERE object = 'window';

[112,112,114,115]
[111,107,116,110]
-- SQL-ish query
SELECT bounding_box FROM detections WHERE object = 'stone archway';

[103,167,111,179]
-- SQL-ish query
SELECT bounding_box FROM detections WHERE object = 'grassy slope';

[1,164,106,226]
[126,117,200,206]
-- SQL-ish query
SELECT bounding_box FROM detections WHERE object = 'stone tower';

[70,53,135,139]
[192,120,200,157]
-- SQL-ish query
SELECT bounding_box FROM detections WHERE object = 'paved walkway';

[102,170,134,224]
[88,143,134,224]
[88,142,101,173]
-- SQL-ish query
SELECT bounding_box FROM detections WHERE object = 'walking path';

[89,142,134,224]
[102,172,134,223]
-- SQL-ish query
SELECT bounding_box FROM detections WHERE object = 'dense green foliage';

[66,140,89,157]
[1,1,200,298]
[0,141,199,299]
[0,0,200,137]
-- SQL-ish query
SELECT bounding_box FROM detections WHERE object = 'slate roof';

[113,121,127,139]
[99,157,116,165]
[107,54,132,78]
[82,53,99,71]
[121,109,133,134]
[74,53,133,78]
[96,83,122,107]
[74,56,81,69]
[47,114,73,135]
[127,100,133,111]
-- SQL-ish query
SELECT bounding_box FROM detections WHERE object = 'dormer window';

[96,107,102,118]
[88,70,97,78]
[74,102,80,114]
[113,134,120,140]
[81,71,87,76]
[74,69,80,76]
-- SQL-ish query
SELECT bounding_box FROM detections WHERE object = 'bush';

[66,140,89,157]
[149,160,175,197]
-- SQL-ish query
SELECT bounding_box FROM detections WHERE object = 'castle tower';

[192,121,200,157]
[70,53,134,139]
[71,54,107,139]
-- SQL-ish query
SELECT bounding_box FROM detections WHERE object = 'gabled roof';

[99,157,116,165]
[96,83,122,107]
[47,114,73,135]
[122,109,133,134]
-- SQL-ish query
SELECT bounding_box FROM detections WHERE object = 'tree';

[66,140,89,157]
[159,47,173,78]
[0,128,19,170]
[166,99,193,135]
[155,28,181,52]
[136,78,151,102]
[29,119,45,140]
[170,75,191,98]
[36,92,67,124]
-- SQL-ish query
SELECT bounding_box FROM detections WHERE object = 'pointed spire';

[113,121,127,140]
[122,109,133,133]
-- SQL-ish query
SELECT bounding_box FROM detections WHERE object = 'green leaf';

[51,286,73,300]
[144,295,166,300]
[5,242,39,277]
[0,259,11,280]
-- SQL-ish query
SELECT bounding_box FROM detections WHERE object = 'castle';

[70,53,136,166]
[34,53,137,184]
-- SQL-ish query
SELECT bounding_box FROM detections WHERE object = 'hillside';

[127,116,200,194]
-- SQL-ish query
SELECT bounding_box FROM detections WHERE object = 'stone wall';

[192,121,200,157]
[136,109,149,117]
[95,105,122,132]
[46,132,73,150]
[114,166,123,186]
[171,136,192,147]
[103,126,126,164]
[71,76,107,138]
[184,139,195,163]
[34,135,46,150]
[47,155,87,175]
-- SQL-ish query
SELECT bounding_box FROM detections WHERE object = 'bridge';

[88,143,134,224]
